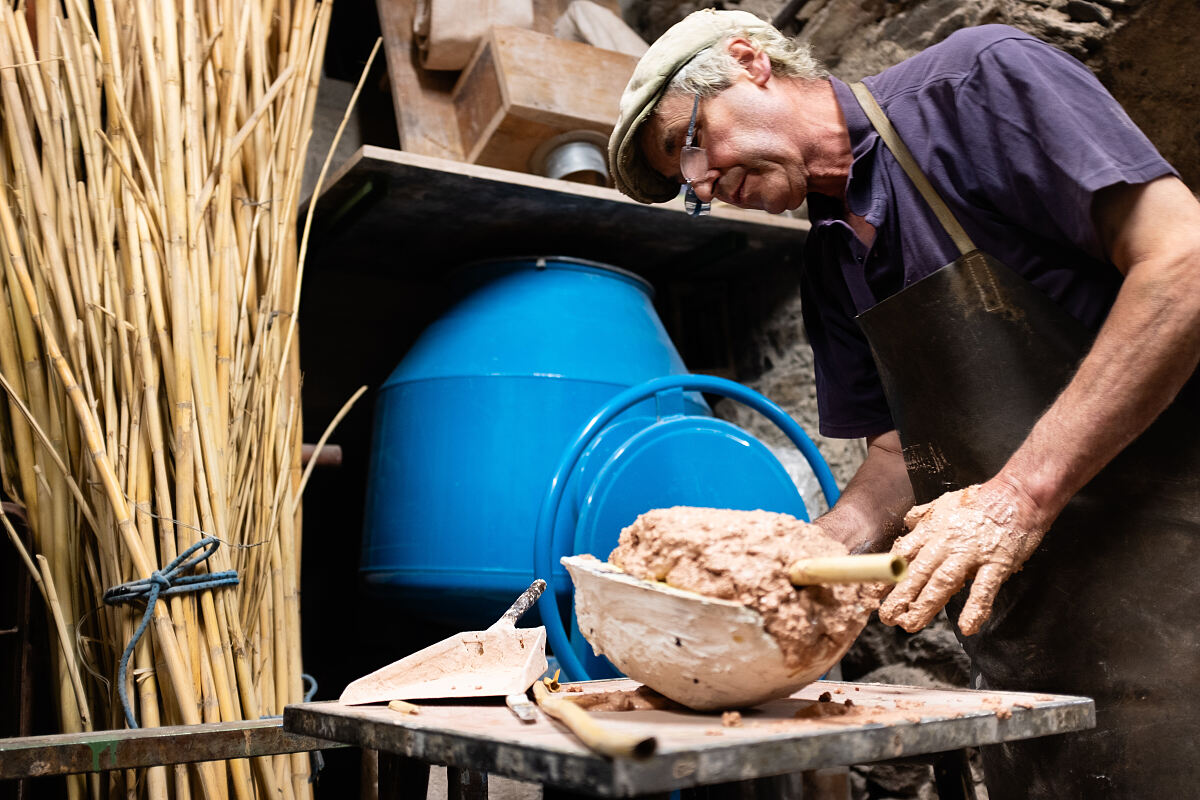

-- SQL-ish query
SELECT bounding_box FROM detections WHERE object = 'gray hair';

[667,28,828,98]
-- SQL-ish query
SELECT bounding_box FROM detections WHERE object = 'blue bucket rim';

[448,255,655,299]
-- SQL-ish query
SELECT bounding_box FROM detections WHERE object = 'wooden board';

[531,0,624,36]
[452,26,638,171]
[302,144,809,283]
[376,0,464,159]
[0,720,341,779]
[285,678,1094,797]
[375,0,628,163]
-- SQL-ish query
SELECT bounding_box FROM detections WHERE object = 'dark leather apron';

[848,83,1200,798]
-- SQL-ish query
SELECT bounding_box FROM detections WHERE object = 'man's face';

[638,79,810,215]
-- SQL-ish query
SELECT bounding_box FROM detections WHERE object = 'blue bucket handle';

[533,374,841,681]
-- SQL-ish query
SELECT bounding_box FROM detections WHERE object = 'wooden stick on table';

[531,682,656,760]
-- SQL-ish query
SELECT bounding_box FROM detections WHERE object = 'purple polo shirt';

[801,24,1176,439]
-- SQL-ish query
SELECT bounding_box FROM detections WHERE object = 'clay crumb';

[996,708,1013,720]
[844,699,854,707]
[722,711,743,727]
[705,730,724,736]
[818,692,832,702]
[1013,702,1033,710]
[1035,695,1055,701]
[794,701,853,720]
[566,685,583,693]
[566,686,681,712]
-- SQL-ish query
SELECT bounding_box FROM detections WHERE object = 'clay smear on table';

[609,507,878,672]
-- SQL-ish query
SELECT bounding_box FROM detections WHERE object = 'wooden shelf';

[303,145,809,281]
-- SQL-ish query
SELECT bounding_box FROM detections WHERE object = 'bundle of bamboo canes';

[0,0,345,796]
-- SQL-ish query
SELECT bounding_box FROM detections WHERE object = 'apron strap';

[849,82,977,257]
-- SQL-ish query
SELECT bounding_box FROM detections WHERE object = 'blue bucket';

[360,257,707,625]
[360,256,828,632]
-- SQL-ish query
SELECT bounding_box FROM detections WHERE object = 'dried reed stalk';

[0,0,342,795]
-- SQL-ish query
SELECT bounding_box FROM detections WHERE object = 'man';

[608,9,1200,798]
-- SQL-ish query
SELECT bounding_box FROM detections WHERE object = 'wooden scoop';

[562,553,906,711]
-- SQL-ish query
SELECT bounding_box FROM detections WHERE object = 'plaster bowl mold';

[563,555,868,710]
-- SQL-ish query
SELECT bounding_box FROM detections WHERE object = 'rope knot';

[103,537,239,728]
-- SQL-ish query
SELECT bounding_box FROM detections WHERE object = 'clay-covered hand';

[877,482,1046,635]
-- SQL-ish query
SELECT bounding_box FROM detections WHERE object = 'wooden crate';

[375,0,629,164]
[451,25,637,173]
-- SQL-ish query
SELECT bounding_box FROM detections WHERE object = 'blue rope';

[103,537,239,728]
[302,672,318,703]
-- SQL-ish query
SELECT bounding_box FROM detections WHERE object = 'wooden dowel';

[788,553,908,586]
[387,700,420,715]
[299,442,342,468]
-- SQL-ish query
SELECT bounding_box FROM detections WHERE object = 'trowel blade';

[339,626,547,706]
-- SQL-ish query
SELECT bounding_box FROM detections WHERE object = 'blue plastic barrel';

[360,257,709,627]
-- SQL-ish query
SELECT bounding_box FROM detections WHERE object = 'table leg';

[447,767,487,800]
[681,773,803,799]
[931,750,975,800]
[545,789,670,800]
[376,751,430,800]
[802,768,851,799]
[361,749,377,800]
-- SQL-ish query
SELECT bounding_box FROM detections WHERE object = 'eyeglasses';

[681,94,710,217]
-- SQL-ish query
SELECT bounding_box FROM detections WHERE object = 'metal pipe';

[539,140,608,186]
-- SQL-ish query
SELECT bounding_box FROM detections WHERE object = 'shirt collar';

[830,76,876,158]
[829,76,886,225]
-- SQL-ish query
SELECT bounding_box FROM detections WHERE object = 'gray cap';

[607,9,776,204]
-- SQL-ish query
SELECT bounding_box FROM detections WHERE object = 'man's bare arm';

[817,430,914,554]
[1001,176,1200,523]
[881,175,1200,634]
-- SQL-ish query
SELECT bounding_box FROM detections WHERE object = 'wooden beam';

[0,719,344,779]
[376,0,464,160]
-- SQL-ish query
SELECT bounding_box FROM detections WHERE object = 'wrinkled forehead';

[637,93,695,180]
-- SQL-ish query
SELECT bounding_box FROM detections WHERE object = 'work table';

[284,678,1093,798]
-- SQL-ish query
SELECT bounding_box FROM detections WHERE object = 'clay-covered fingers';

[860,579,894,603]
[956,561,1011,635]
[894,558,971,632]
[902,498,936,530]
[890,522,932,563]
[877,537,944,628]
[879,486,976,631]
[886,480,1048,635]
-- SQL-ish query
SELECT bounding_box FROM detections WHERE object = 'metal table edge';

[283,694,1095,797]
